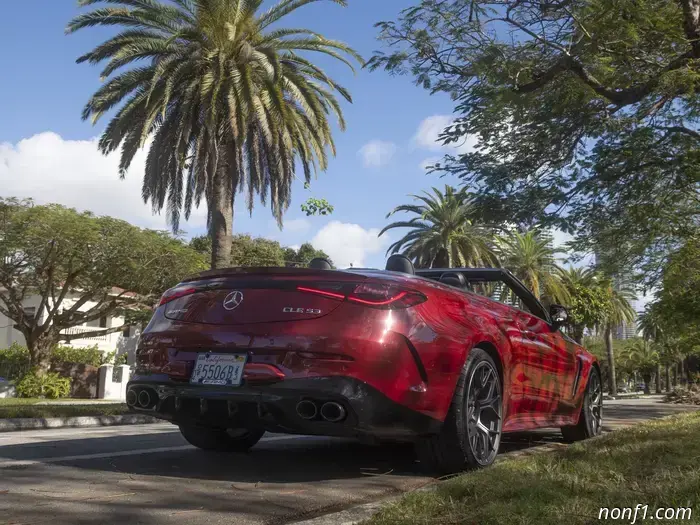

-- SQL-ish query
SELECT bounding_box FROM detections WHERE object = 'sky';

[0,0,575,273]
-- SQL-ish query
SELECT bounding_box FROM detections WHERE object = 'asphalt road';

[0,397,697,525]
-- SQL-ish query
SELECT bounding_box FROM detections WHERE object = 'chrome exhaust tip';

[320,402,346,423]
[137,389,152,408]
[296,400,318,420]
[126,388,138,407]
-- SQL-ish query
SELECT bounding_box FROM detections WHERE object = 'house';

[0,289,140,363]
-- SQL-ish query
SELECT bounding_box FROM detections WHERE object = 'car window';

[469,280,535,316]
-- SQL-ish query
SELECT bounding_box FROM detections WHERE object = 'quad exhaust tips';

[296,400,347,423]
[320,402,346,423]
[296,400,318,420]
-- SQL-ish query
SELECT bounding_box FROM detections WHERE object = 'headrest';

[385,254,415,275]
[440,272,466,288]
[308,257,332,270]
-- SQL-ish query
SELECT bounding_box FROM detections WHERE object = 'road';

[0,397,696,525]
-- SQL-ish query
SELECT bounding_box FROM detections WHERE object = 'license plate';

[190,353,247,386]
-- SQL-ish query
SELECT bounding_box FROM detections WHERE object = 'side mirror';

[549,304,569,330]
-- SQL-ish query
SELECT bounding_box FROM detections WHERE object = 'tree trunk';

[674,362,679,386]
[665,364,671,392]
[26,330,60,373]
[432,248,449,268]
[604,324,617,395]
[655,364,662,394]
[642,373,652,395]
[209,159,234,270]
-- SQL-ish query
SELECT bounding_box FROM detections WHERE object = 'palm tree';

[68,0,362,269]
[622,339,659,395]
[379,186,498,268]
[638,303,664,392]
[497,229,569,303]
[600,277,637,396]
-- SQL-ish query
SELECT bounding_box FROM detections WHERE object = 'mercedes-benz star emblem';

[223,290,244,311]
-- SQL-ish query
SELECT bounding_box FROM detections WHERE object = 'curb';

[0,414,163,432]
[290,442,567,525]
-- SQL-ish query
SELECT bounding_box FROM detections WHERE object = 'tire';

[561,366,603,442]
[179,425,265,452]
[416,348,503,473]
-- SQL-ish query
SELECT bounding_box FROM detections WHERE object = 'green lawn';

[0,398,129,419]
[365,413,700,525]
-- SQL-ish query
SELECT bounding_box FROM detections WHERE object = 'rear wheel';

[179,425,265,452]
[561,366,603,442]
[416,348,503,473]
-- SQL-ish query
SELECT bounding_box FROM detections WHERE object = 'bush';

[16,369,71,399]
[50,345,114,367]
[0,343,31,381]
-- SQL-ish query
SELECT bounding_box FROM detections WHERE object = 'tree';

[188,234,331,267]
[620,339,660,395]
[558,267,609,344]
[496,229,568,303]
[0,198,206,371]
[368,0,700,285]
[69,0,362,270]
[601,277,637,395]
[283,243,333,267]
[380,185,498,268]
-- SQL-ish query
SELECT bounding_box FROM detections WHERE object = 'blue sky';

[0,0,472,269]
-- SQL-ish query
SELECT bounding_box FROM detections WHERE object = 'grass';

[365,412,700,525]
[0,398,129,419]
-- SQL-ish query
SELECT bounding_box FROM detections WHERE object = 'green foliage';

[380,185,498,268]
[657,236,700,349]
[188,235,212,256]
[369,0,700,284]
[283,243,334,268]
[0,198,206,369]
[190,233,331,268]
[16,369,71,399]
[0,343,31,381]
[50,345,114,368]
[69,0,361,270]
[301,198,335,217]
[497,230,568,303]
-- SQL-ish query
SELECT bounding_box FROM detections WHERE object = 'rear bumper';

[127,376,442,441]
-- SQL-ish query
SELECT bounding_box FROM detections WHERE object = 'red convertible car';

[127,254,602,472]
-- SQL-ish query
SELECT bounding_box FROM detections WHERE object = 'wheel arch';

[472,341,505,385]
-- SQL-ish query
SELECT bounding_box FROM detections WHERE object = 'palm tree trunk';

[433,248,449,268]
[665,364,671,392]
[210,159,233,269]
[655,364,661,394]
[604,324,617,395]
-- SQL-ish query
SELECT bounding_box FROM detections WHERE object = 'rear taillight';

[297,283,426,310]
[158,285,198,306]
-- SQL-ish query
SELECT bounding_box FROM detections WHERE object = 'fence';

[60,326,109,342]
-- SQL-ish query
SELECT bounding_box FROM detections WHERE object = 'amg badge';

[283,307,322,314]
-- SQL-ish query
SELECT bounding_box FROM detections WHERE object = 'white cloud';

[0,132,207,233]
[281,218,311,234]
[413,115,477,154]
[311,221,387,268]
[357,140,397,168]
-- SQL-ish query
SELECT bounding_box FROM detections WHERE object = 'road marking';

[0,434,310,469]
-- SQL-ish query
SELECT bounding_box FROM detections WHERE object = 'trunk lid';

[162,268,365,325]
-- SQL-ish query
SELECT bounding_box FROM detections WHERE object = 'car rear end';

[127,267,442,441]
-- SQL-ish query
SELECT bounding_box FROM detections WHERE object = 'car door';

[513,310,578,407]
